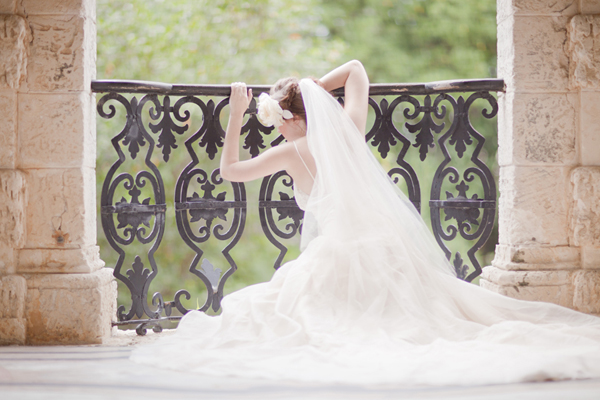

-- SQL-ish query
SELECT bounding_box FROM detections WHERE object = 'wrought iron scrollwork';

[173,96,247,313]
[98,93,167,322]
[94,79,502,334]
[259,171,303,269]
[368,95,424,211]
[429,92,498,281]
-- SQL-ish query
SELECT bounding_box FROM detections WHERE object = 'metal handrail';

[92,78,505,95]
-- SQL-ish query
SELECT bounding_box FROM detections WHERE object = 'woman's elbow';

[347,60,366,75]
[219,165,233,181]
[219,165,244,182]
[347,60,369,85]
[348,59,364,70]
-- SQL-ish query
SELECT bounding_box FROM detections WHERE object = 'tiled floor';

[1,332,600,400]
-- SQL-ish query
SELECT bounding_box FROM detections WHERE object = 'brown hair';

[270,77,325,123]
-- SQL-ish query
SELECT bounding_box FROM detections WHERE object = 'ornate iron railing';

[93,78,504,334]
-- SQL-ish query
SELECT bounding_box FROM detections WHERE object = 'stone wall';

[482,0,600,315]
[0,0,116,345]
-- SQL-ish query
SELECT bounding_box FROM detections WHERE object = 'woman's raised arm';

[220,82,293,182]
[319,60,369,135]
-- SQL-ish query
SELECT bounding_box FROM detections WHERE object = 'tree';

[322,0,496,83]
[97,0,345,83]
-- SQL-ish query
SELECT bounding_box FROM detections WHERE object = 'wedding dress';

[131,80,600,386]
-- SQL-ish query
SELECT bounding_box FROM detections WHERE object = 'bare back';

[286,137,316,195]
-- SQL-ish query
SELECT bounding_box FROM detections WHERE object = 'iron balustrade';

[93,78,504,335]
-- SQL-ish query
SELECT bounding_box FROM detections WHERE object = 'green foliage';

[97,0,345,83]
[322,0,496,83]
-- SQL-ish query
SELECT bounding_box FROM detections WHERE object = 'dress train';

[131,79,600,386]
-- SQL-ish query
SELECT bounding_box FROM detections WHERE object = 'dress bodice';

[293,184,309,211]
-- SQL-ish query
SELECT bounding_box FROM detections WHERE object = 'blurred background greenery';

[96,0,498,317]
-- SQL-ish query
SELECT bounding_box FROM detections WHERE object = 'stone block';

[498,166,570,246]
[496,19,515,89]
[498,92,577,166]
[581,246,600,269]
[500,15,570,92]
[480,278,574,308]
[580,91,600,166]
[492,244,580,270]
[0,0,17,13]
[0,169,25,274]
[570,167,600,246]
[18,246,104,274]
[496,92,513,167]
[0,274,26,343]
[0,170,27,248]
[23,14,95,92]
[18,92,96,169]
[572,270,600,313]
[20,0,96,20]
[568,15,600,90]
[0,90,17,168]
[0,274,27,319]
[0,247,17,275]
[0,318,26,345]
[25,268,116,344]
[24,167,96,248]
[0,14,32,89]
[481,265,572,286]
[581,1,600,14]
[498,0,580,23]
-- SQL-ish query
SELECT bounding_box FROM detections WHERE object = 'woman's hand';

[229,82,253,119]
[221,81,294,182]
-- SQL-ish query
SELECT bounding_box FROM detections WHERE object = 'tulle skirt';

[131,234,600,386]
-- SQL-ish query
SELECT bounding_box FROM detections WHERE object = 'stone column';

[567,5,600,315]
[0,0,116,345]
[0,4,32,345]
[482,0,600,315]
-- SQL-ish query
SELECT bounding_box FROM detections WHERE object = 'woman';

[132,61,600,386]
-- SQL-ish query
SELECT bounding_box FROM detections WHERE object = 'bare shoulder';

[288,137,315,170]
[291,136,309,150]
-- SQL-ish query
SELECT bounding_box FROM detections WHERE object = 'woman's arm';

[220,82,293,182]
[319,60,369,135]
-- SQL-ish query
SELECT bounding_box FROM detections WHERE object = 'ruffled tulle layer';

[132,235,600,386]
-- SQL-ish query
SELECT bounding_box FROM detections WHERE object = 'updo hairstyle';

[270,77,324,123]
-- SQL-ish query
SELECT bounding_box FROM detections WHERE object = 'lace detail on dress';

[293,184,309,211]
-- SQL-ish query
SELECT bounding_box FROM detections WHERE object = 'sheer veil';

[299,78,454,276]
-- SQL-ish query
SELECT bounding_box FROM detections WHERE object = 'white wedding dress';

[131,80,600,386]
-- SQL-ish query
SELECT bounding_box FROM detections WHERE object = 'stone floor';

[2,330,600,400]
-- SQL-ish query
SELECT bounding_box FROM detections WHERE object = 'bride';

[132,61,600,386]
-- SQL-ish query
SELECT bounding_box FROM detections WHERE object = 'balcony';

[93,78,504,334]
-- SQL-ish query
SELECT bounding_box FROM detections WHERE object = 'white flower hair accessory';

[257,93,293,128]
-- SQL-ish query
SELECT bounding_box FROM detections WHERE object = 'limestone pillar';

[0,0,116,345]
[483,0,600,315]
